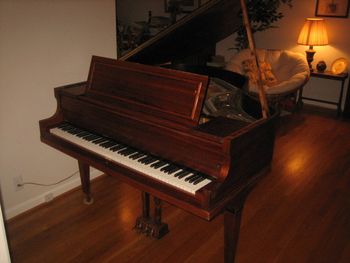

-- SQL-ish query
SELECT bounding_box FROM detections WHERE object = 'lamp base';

[305,48,316,72]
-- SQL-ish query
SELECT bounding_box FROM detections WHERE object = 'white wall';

[0,0,116,219]
[217,0,350,109]
[0,203,11,263]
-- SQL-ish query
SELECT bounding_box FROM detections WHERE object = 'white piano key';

[50,125,212,194]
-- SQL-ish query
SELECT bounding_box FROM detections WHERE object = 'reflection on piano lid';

[203,77,257,123]
[120,0,243,65]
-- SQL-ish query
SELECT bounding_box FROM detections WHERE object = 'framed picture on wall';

[315,0,350,17]
[165,0,201,13]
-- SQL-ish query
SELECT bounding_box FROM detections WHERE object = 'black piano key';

[110,144,125,152]
[129,152,145,160]
[144,157,159,165]
[192,176,206,185]
[80,133,94,138]
[97,139,112,145]
[184,173,198,182]
[83,134,100,141]
[178,171,193,179]
[149,160,162,167]
[118,148,137,156]
[76,131,91,137]
[57,122,74,130]
[58,123,71,129]
[160,164,173,172]
[166,166,181,174]
[92,138,108,144]
[164,165,178,174]
[174,170,190,178]
[61,126,74,131]
[137,155,151,163]
[122,150,137,156]
[117,147,129,154]
[188,174,202,183]
[138,155,155,163]
[100,141,118,148]
[65,127,78,133]
[143,157,158,165]
[150,161,167,169]
[69,128,84,135]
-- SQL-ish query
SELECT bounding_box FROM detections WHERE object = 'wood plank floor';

[6,110,350,263]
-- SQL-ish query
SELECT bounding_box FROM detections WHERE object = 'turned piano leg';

[224,203,244,263]
[78,161,94,205]
[135,192,169,239]
[135,192,151,234]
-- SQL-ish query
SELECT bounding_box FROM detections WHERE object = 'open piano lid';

[84,56,209,128]
[119,0,242,64]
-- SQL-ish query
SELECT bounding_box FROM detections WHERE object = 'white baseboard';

[4,169,103,220]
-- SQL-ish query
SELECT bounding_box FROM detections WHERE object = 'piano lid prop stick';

[239,0,270,119]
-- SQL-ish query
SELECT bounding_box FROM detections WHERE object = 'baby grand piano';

[39,0,278,262]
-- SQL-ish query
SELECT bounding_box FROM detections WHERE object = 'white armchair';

[225,49,310,108]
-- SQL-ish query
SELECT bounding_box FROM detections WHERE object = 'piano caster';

[134,192,169,239]
[83,196,94,205]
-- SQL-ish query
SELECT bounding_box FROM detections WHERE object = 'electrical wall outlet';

[13,176,23,191]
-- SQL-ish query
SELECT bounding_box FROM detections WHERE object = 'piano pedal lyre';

[134,192,169,239]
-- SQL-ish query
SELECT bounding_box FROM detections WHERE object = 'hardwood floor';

[6,110,350,263]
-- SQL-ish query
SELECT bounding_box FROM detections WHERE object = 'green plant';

[234,0,293,50]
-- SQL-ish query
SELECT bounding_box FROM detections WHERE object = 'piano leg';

[134,192,169,239]
[142,191,150,219]
[152,196,169,238]
[224,204,244,263]
[78,161,94,205]
[135,192,151,234]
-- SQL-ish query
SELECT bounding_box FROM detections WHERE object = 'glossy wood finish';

[39,58,277,220]
[8,110,350,262]
[85,57,210,127]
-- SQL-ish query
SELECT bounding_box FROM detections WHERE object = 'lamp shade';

[297,18,328,46]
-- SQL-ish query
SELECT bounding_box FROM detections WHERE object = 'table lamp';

[297,18,329,71]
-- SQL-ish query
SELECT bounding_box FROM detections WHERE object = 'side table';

[301,71,349,117]
[343,77,350,118]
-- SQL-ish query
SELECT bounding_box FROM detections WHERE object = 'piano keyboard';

[50,123,213,194]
